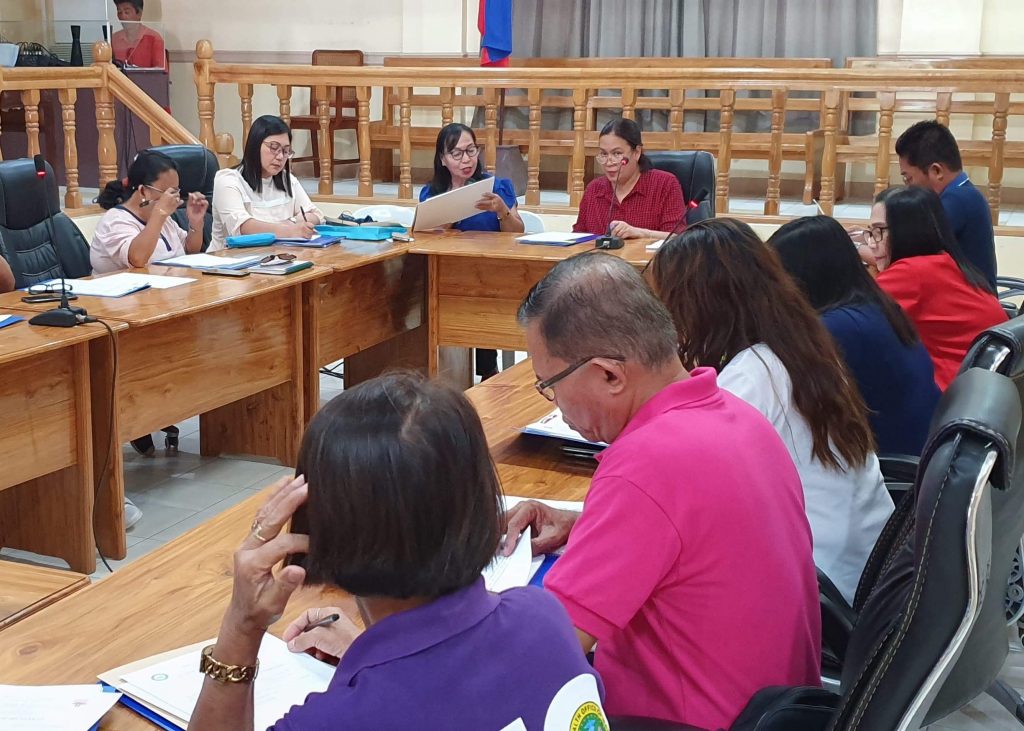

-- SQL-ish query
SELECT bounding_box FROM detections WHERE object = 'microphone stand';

[595,159,628,250]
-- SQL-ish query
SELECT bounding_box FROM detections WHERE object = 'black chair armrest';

[728,686,838,731]
[608,718,708,731]
[818,568,856,674]
[878,453,919,504]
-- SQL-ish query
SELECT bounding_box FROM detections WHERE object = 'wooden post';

[818,88,841,215]
[621,86,636,121]
[399,86,413,199]
[570,87,588,208]
[93,42,117,189]
[356,85,373,198]
[239,83,254,149]
[935,92,952,128]
[194,40,216,151]
[21,89,41,158]
[483,87,498,174]
[441,87,454,126]
[669,88,685,150]
[989,92,1010,222]
[874,91,896,197]
[764,87,786,216]
[57,88,81,209]
[715,89,736,215]
[526,87,542,207]
[277,85,292,126]
[315,85,332,195]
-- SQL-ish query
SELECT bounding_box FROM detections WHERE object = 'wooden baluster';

[57,88,81,209]
[570,88,588,208]
[483,87,498,174]
[149,127,163,147]
[715,89,735,215]
[441,87,454,126]
[399,86,413,199]
[526,87,542,207]
[277,85,292,126]
[94,81,117,189]
[22,89,41,158]
[935,92,952,128]
[764,87,787,216]
[988,92,1010,222]
[215,133,235,169]
[315,85,332,196]
[194,40,216,151]
[669,88,685,150]
[621,86,636,121]
[818,89,841,216]
[239,83,254,149]
[874,91,896,197]
[356,85,373,198]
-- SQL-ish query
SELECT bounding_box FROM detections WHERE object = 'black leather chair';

[998,276,1024,319]
[149,144,218,251]
[611,366,1022,730]
[0,157,91,287]
[646,151,716,227]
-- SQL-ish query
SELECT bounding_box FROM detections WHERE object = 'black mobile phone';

[199,267,250,277]
[285,502,309,569]
[21,293,79,304]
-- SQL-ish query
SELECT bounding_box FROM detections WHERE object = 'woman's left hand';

[475,192,510,217]
[609,220,641,239]
[223,476,310,638]
[186,192,209,227]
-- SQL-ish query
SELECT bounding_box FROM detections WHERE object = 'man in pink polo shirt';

[504,252,821,728]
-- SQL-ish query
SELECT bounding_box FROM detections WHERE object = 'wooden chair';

[290,49,363,177]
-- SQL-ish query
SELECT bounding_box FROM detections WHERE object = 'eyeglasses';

[446,145,481,162]
[867,225,889,242]
[27,282,73,295]
[263,141,295,160]
[596,152,628,165]
[259,253,296,265]
[534,355,624,402]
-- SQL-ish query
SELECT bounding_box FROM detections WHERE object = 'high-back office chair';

[997,276,1024,318]
[0,157,90,287]
[646,151,716,227]
[612,366,1022,731]
[149,144,218,252]
[290,49,363,177]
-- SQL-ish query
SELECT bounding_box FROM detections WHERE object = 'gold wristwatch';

[199,644,259,684]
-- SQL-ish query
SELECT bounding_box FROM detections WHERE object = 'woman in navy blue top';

[420,123,524,377]
[770,216,940,456]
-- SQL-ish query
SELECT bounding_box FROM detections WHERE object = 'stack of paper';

[521,409,606,448]
[100,635,334,729]
[155,254,262,270]
[31,272,193,298]
[413,176,494,231]
[516,232,599,246]
[0,684,121,731]
[645,238,666,251]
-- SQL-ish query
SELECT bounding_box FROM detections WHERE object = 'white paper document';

[521,409,607,447]
[34,272,177,298]
[482,526,534,592]
[645,238,665,251]
[413,176,495,231]
[0,684,122,731]
[154,253,262,270]
[114,272,196,289]
[516,232,597,245]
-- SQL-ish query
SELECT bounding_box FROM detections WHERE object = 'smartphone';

[21,293,79,304]
[391,233,414,243]
[285,501,309,569]
[199,267,250,277]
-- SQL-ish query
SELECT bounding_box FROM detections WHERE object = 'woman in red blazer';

[868,185,1005,389]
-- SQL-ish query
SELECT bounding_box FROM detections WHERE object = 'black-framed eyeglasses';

[259,253,297,265]
[446,144,482,162]
[263,141,295,159]
[27,282,73,295]
[534,355,625,402]
[867,224,889,242]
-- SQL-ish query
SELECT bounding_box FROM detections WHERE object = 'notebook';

[412,176,494,231]
[516,232,599,246]
[521,409,607,448]
[29,273,173,298]
[155,254,262,270]
[0,314,24,330]
[249,260,314,276]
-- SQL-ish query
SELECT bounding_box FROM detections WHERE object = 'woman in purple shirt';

[191,373,606,730]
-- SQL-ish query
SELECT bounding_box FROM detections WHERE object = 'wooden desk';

[0,561,89,631]
[0,266,330,564]
[0,311,127,573]
[0,358,591,729]
[408,231,653,373]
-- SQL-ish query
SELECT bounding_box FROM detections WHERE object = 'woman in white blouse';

[648,218,895,605]
[210,115,324,251]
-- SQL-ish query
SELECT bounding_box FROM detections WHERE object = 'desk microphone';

[29,154,87,328]
[595,158,628,250]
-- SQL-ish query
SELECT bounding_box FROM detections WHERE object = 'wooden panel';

[438,296,527,350]
[0,562,89,631]
[437,255,557,299]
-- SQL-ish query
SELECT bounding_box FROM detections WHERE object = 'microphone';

[595,158,628,250]
[663,186,711,242]
[29,154,87,328]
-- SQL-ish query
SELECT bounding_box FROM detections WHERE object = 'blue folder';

[0,314,24,329]
[98,682,184,731]
[529,554,560,587]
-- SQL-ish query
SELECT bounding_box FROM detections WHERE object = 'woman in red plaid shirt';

[572,119,686,239]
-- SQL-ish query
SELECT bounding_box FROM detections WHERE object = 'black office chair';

[646,151,716,227]
[998,276,1024,319]
[149,144,218,252]
[0,157,91,287]
[611,366,1022,731]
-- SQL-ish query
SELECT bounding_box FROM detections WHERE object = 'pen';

[301,613,340,634]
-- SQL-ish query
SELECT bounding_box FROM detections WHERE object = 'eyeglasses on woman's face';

[867,224,889,243]
[596,151,630,165]
[446,144,482,162]
[263,141,295,160]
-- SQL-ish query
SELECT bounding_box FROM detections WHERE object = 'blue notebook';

[0,314,24,329]
[97,682,183,731]
[516,232,599,246]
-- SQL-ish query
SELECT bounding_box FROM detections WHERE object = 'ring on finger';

[250,518,271,543]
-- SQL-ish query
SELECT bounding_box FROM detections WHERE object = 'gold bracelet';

[199,644,259,684]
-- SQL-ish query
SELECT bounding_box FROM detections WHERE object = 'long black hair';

[426,123,485,196]
[238,114,293,197]
[768,215,920,348]
[96,149,176,209]
[599,118,653,173]
[875,185,993,293]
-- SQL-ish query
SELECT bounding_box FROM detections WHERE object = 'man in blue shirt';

[895,120,997,287]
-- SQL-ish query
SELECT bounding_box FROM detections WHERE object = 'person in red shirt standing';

[110,0,167,71]
[870,185,1005,389]
[572,118,685,239]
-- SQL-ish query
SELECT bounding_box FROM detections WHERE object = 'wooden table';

[0,266,330,565]
[0,310,127,573]
[0,562,89,631]
[0,358,593,729]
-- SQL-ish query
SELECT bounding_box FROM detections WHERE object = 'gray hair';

[517,252,679,368]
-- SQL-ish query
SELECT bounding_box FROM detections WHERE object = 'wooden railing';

[194,40,1024,218]
[0,42,197,209]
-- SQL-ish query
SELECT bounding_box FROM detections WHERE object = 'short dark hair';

[115,0,143,12]
[874,185,993,293]
[768,215,920,348]
[296,372,502,599]
[427,123,486,196]
[517,251,678,368]
[238,114,293,197]
[599,118,653,173]
[894,120,963,173]
[96,149,175,209]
